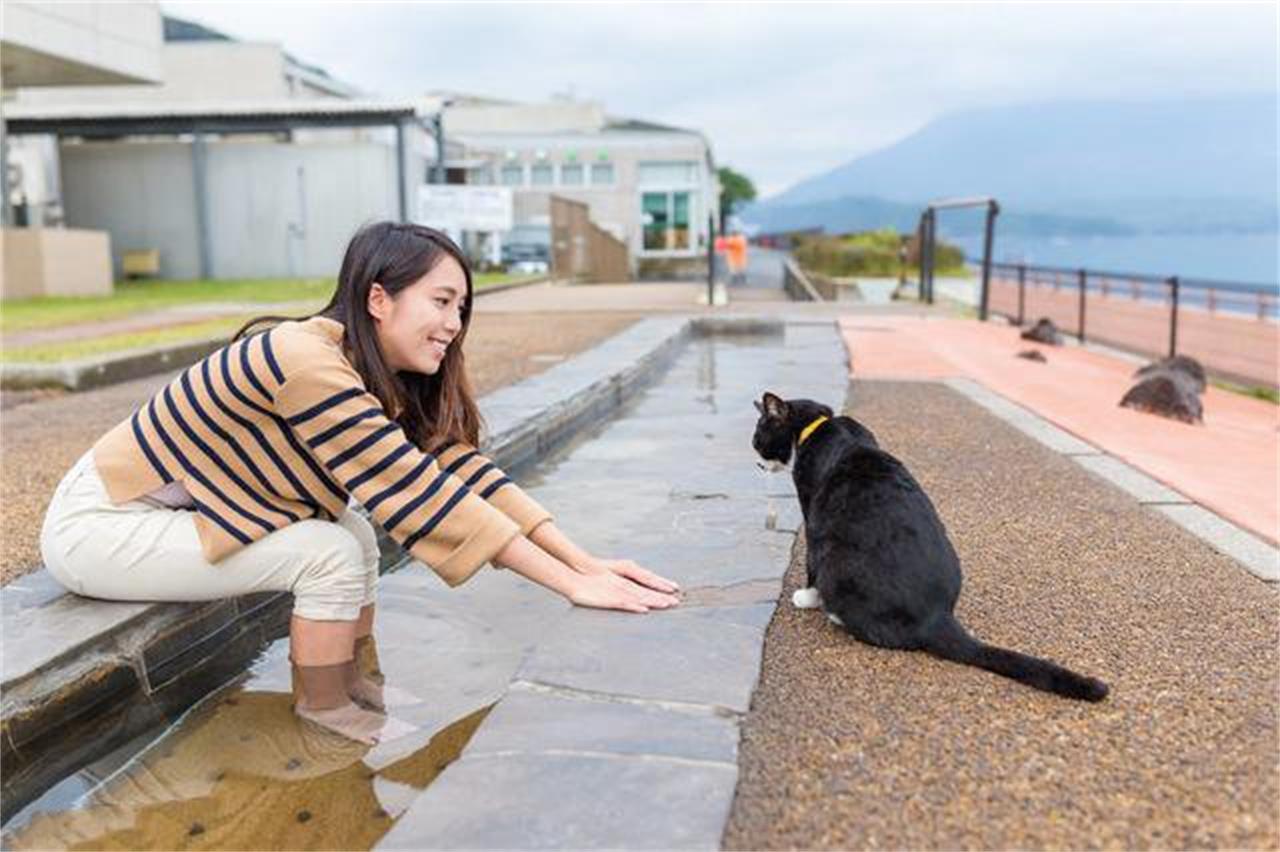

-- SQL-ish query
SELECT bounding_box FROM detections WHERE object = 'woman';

[40,222,680,744]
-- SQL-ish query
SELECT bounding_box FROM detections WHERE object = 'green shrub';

[794,228,966,277]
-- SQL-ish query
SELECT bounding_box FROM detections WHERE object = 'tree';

[717,166,757,231]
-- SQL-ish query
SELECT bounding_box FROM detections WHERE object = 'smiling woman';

[37,222,681,746]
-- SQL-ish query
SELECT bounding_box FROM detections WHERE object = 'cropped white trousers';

[39,450,379,621]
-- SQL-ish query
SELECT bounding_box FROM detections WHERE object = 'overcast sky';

[163,1,1277,198]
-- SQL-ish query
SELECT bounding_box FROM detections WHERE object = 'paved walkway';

[839,315,1279,544]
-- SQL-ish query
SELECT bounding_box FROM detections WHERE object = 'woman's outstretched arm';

[493,534,677,613]
[528,522,680,594]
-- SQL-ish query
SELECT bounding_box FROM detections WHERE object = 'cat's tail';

[923,615,1109,702]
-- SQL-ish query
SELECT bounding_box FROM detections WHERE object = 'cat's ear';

[762,392,788,419]
[753,399,764,414]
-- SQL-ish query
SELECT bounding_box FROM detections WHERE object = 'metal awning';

[1,99,434,137]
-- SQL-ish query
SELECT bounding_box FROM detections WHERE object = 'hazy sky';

[163,1,1277,197]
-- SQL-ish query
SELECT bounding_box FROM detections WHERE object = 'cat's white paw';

[825,611,845,627]
[762,460,789,474]
[791,587,821,609]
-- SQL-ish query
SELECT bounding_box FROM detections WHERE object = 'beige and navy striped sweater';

[92,316,551,586]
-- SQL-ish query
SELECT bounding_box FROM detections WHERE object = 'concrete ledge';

[0,313,774,820]
[1,337,228,391]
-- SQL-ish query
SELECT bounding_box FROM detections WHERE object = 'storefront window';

[642,192,669,250]
[642,191,693,250]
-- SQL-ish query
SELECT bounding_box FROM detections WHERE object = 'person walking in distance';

[40,222,680,744]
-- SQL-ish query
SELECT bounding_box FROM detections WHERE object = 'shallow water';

[3,643,490,851]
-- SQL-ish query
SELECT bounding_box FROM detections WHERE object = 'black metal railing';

[985,261,1278,358]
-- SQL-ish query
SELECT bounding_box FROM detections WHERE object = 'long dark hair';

[234,221,482,452]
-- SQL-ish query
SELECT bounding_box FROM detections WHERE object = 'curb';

[0,275,557,393]
[942,376,1279,582]
[0,313,779,822]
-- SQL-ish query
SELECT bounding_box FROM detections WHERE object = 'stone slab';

[376,752,737,850]
[515,603,775,714]
[465,685,741,764]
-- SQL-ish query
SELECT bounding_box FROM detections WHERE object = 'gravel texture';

[723,380,1278,850]
[0,311,642,586]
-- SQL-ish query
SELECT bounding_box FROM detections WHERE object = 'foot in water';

[295,701,416,745]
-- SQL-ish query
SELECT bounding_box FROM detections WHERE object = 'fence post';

[1168,276,1179,357]
[706,215,716,306]
[978,200,997,322]
[1077,268,1087,343]
[1017,264,1026,326]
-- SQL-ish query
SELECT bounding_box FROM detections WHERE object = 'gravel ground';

[723,380,1278,850]
[0,311,642,586]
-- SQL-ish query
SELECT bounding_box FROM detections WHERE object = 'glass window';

[642,191,695,251]
[500,164,524,186]
[672,191,690,249]
[642,192,669,250]
[590,163,615,185]
[469,166,494,185]
[560,163,584,186]
[530,163,554,186]
[638,161,697,186]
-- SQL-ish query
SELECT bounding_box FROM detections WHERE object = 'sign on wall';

[416,186,514,232]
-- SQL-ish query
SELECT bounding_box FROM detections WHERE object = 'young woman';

[40,222,680,744]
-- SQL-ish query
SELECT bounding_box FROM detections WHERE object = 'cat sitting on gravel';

[752,391,1109,702]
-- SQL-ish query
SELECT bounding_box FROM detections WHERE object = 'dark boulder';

[1020,318,1063,345]
[1120,368,1203,424]
[1017,349,1047,363]
[1134,355,1207,393]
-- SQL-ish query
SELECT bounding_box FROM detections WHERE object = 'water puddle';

[3,654,491,851]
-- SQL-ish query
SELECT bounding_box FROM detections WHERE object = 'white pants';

[40,450,378,621]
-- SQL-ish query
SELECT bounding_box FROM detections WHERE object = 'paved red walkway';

[839,316,1279,544]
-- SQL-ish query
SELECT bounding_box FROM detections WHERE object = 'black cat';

[753,392,1109,702]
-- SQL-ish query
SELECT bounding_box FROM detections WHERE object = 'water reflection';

[5,683,489,851]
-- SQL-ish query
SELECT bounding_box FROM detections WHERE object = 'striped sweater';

[92,316,552,586]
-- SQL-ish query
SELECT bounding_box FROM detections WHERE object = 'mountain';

[745,94,1277,236]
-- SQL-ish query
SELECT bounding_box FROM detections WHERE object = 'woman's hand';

[577,556,681,595]
[568,571,680,613]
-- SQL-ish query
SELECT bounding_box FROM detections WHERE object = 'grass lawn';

[0,273,536,334]
[0,273,540,363]
[1,316,261,363]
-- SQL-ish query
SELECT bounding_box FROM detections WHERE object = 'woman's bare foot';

[295,700,415,745]
[346,673,386,712]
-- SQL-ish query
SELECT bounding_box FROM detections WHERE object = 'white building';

[6,15,437,281]
[441,93,720,278]
[1,1,164,298]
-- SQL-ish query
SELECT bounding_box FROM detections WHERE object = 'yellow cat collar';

[798,415,829,446]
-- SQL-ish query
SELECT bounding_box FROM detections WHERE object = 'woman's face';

[367,256,468,375]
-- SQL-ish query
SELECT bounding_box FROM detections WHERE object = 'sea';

[948,232,1278,288]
